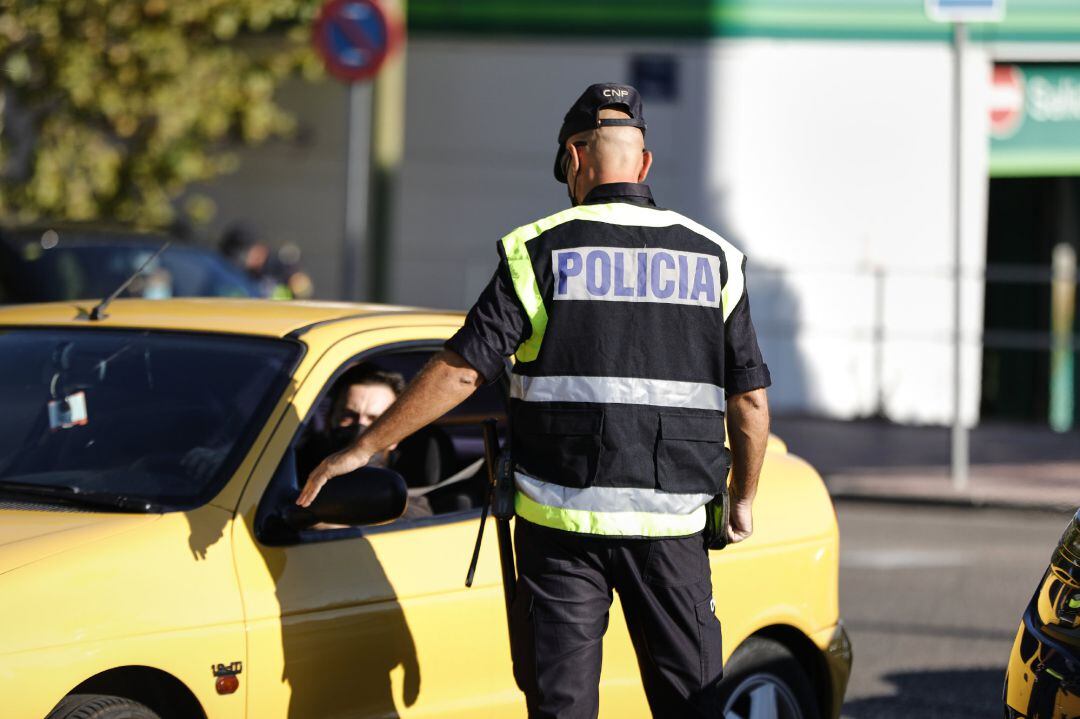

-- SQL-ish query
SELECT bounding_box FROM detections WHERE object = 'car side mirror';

[282,466,408,531]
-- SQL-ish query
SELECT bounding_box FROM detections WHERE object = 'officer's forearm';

[726,388,770,504]
[353,349,483,456]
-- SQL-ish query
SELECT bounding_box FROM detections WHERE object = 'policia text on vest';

[296,82,772,718]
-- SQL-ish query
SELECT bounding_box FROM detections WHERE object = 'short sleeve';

[724,258,772,396]
[445,248,530,383]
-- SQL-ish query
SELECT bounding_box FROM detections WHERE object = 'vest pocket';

[655,412,729,495]
[516,405,604,488]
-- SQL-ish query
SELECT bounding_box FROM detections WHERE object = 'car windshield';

[2,239,257,302]
[0,328,300,510]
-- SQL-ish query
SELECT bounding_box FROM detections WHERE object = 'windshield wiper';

[0,481,162,513]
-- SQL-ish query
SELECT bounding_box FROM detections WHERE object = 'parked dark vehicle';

[1004,508,1080,718]
[0,226,260,304]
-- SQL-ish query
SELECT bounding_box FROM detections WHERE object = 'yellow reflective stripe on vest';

[500,232,547,362]
[501,204,746,361]
[515,490,707,538]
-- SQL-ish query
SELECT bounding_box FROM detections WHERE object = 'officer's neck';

[573,174,641,204]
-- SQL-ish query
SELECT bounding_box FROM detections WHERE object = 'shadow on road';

[842,667,1004,718]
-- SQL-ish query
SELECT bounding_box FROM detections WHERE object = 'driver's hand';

[296,448,371,508]
[724,497,754,544]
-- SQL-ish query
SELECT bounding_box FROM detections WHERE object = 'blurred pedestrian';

[219,223,294,299]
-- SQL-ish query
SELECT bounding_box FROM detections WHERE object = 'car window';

[0,328,300,510]
[6,240,257,302]
[255,346,508,545]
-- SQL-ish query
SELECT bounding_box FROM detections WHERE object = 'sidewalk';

[770,415,1080,512]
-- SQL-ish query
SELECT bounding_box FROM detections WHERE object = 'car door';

[232,330,522,718]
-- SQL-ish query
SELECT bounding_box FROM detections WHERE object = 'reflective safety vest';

[501,201,746,538]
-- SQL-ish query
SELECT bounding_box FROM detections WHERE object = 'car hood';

[0,507,159,576]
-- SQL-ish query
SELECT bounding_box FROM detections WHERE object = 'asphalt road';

[836,501,1074,719]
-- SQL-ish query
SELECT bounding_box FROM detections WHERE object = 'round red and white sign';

[990,64,1026,140]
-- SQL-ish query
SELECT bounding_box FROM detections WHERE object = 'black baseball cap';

[553,83,647,183]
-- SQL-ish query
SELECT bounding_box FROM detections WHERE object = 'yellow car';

[0,299,850,719]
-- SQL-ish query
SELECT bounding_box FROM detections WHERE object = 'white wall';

[702,40,990,425]
[201,34,993,426]
[394,37,990,425]
[392,38,712,310]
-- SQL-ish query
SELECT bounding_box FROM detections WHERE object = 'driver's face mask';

[328,424,361,453]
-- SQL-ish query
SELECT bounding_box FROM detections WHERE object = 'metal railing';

[746,253,1078,432]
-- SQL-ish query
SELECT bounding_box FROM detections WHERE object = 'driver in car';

[184,363,433,521]
[298,364,433,520]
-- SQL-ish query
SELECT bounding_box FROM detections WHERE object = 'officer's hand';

[725,498,754,544]
[296,447,371,508]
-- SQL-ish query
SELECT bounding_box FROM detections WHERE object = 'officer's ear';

[567,141,585,177]
[638,149,653,183]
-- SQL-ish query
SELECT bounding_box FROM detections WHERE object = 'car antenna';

[88,241,172,321]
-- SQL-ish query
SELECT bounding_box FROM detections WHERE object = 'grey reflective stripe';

[511,374,727,411]
[515,472,712,515]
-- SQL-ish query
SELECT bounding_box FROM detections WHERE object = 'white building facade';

[203,0,1080,426]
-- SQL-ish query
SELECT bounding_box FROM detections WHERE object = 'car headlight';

[1060,509,1080,564]
[1051,509,1080,628]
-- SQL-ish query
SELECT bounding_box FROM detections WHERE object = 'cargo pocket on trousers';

[696,595,724,689]
[655,412,728,495]
[516,405,604,488]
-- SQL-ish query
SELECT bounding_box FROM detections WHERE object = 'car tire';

[717,637,822,719]
[45,694,162,719]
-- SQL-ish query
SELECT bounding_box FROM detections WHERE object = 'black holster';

[492,451,516,521]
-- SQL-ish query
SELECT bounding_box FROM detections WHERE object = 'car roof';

[0,298,465,339]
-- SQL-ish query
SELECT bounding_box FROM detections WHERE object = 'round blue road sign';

[313,0,399,83]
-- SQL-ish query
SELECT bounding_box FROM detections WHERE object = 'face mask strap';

[563,141,587,205]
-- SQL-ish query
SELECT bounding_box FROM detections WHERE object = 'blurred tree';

[0,0,325,227]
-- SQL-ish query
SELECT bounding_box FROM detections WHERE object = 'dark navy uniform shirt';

[446,182,772,395]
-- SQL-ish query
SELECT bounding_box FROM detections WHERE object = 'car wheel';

[45,694,162,719]
[718,637,822,719]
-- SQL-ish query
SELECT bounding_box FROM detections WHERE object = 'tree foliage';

[0,0,325,227]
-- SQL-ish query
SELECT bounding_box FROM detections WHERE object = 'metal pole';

[873,265,886,417]
[951,21,969,492]
[342,82,373,301]
[1050,242,1076,432]
[368,0,407,303]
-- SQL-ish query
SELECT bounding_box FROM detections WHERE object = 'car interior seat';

[393,425,455,490]
[393,425,479,514]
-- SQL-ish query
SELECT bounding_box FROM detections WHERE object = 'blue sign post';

[313,0,402,300]
[926,0,1005,23]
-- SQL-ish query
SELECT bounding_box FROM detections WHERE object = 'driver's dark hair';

[336,363,406,398]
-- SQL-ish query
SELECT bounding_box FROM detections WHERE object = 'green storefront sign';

[408,0,1080,42]
[990,64,1080,177]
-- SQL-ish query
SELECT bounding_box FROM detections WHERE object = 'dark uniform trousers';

[510,518,724,719]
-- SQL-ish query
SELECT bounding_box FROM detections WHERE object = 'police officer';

[298,82,772,718]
